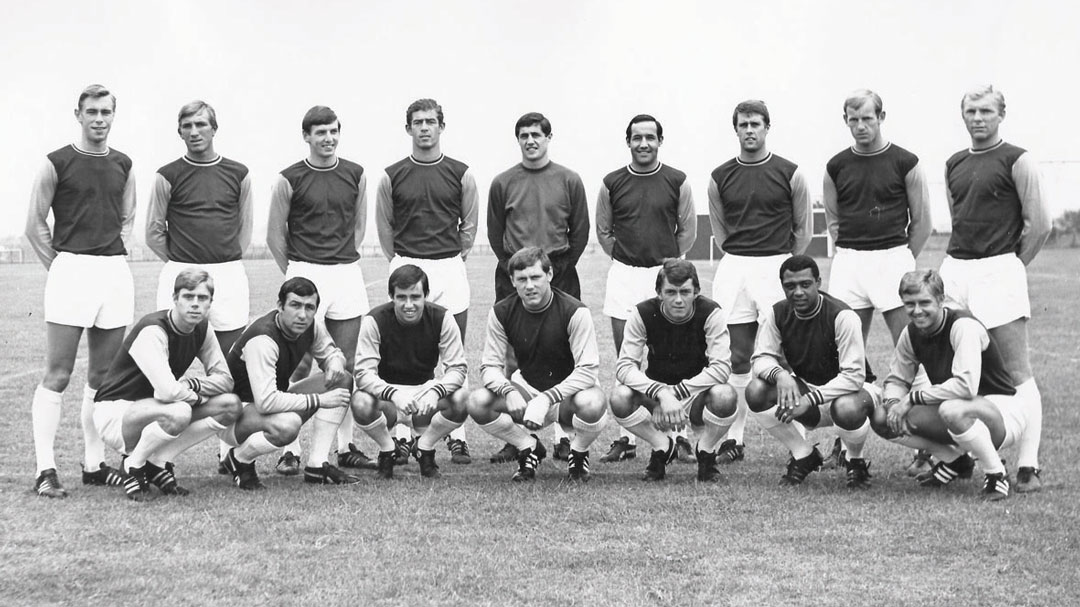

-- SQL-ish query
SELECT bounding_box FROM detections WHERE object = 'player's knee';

[706,384,738,417]
[214,394,243,425]
[159,404,193,434]
[265,414,302,445]
[42,368,74,392]
[350,391,378,423]
[831,394,868,430]
[467,388,496,422]
[608,385,635,417]
[745,379,772,412]
[445,389,470,421]
[938,399,971,428]
[573,388,607,421]
[868,406,893,438]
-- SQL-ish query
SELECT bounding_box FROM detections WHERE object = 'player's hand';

[774,372,801,423]
[504,390,528,416]
[652,389,687,432]
[319,387,351,409]
[394,391,416,415]
[887,397,914,436]
[411,390,439,418]
[777,395,812,424]
[522,396,548,430]
[323,363,351,390]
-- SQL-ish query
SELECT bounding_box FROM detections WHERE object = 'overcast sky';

[3,0,1078,245]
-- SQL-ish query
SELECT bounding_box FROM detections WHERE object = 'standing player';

[940,85,1051,492]
[375,98,476,465]
[349,265,469,479]
[468,247,607,482]
[822,89,932,474]
[876,270,1030,500]
[597,114,697,463]
[221,277,355,489]
[707,100,812,466]
[25,84,136,497]
[267,105,372,477]
[93,269,240,501]
[146,100,253,356]
[610,259,737,482]
[746,256,877,488]
[486,112,590,462]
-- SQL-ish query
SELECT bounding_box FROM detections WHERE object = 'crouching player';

[746,255,878,487]
[468,247,606,482]
[349,265,469,479]
[222,277,355,489]
[874,270,1027,501]
[610,259,737,482]
[93,268,240,501]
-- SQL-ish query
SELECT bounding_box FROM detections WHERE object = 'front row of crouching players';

[873,269,1032,501]
[469,247,607,482]
[611,259,737,482]
[349,264,469,479]
[747,255,878,488]
[93,269,241,500]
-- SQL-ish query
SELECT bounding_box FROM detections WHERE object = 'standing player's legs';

[32,322,84,496]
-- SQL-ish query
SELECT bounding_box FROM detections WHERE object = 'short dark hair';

[898,269,945,300]
[178,100,217,130]
[173,267,214,297]
[406,98,444,126]
[732,100,770,128]
[625,114,663,141]
[302,106,340,135]
[515,112,552,137]
[278,277,320,308]
[779,255,820,281]
[388,264,430,297]
[655,259,700,294]
[507,246,551,275]
[78,84,115,112]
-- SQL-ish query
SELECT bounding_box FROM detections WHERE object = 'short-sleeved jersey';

[908,308,1015,396]
[710,153,799,256]
[280,158,365,264]
[600,164,688,266]
[945,141,1026,259]
[826,143,919,250]
[156,156,249,263]
[636,297,719,384]
[95,310,209,402]
[771,292,874,386]
[227,310,314,403]
[46,145,133,256]
[368,301,447,385]
[384,155,470,259]
[494,288,585,392]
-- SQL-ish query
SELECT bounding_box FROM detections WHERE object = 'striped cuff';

[183,377,202,394]
[910,390,926,406]
[379,386,399,402]
[305,393,321,412]
[805,390,825,407]
[766,367,785,383]
[542,388,562,407]
[496,383,516,398]
[645,383,665,401]
[430,383,449,399]
[672,382,691,401]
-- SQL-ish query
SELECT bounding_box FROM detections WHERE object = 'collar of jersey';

[793,295,824,320]
[303,158,340,172]
[273,312,304,341]
[968,139,1005,155]
[850,142,891,157]
[165,309,195,336]
[626,162,663,177]
[923,307,950,338]
[71,143,109,157]
[409,154,444,167]
[183,155,222,167]
[735,153,772,167]
[522,290,555,313]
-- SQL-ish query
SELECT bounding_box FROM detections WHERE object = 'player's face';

[517,124,551,164]
[627,121,662,169]
[178,109,216,156]
[901,287,945,333]
[173,283,213,330]
[304,121,340,161]
[962,96,1005,147]
[75,96,115,145]
[392,282,427,325]
[658,277,698,322]
[735,112,769,154]
[512,261,553,309]
[781,268,820,314]
[844,100,884,149]
[278,292,319,338]
[407,109,443,151]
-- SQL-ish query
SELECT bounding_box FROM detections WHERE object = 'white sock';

[234,431,278,464]
[835,419,870,460]
[394,423,412,442]
[359,413,396,452]
[280,436,302,458]
[751,405,813,459]
[618,424,637,444]
[1015,378,1042,469]
[125,422,178,469]
[726,372,750,444]
[699,408,735,453]
[552,423,569,442]
[888,435,963,463]
[218,440,231,461]
[570,415,603,451]
[418,412,463,450]
[949,420,1005,475]
[80,385,106,468]
[479,414,535,451]
[614,406,668,452]
[448,425,468,441]
[32,385,63,473]
[335,413,355,453]
[152,417,229,465]
[308,407,346,467]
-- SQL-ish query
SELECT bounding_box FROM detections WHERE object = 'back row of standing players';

[27,84,1049,500]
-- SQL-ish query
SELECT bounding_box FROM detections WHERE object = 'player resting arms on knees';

[610,259,736,482]
[873,270,1030,501]
[25,84,136,497]
[468,247,606,482]
[349,265,469,479]
[746,255,878,488]
[221,278,355,490]
[93,268,240,501]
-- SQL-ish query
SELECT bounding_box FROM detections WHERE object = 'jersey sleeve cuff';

[672,382,691,401]
[379,387,399,402]
[542,388,562,407]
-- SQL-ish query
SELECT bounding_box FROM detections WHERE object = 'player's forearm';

[675,181,697,255]
[26,162,58,267]
[119,171,137,249]
[129,329,201,405]
[196,334,234,395]
[459,170,480,254]
[266,177,292,272]
[595,186,615,256]
[1014,154,1051,265]
[904,164,932,257]
[789,169,812,255]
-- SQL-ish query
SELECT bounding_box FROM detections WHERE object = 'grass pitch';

[0,247,1077,606]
